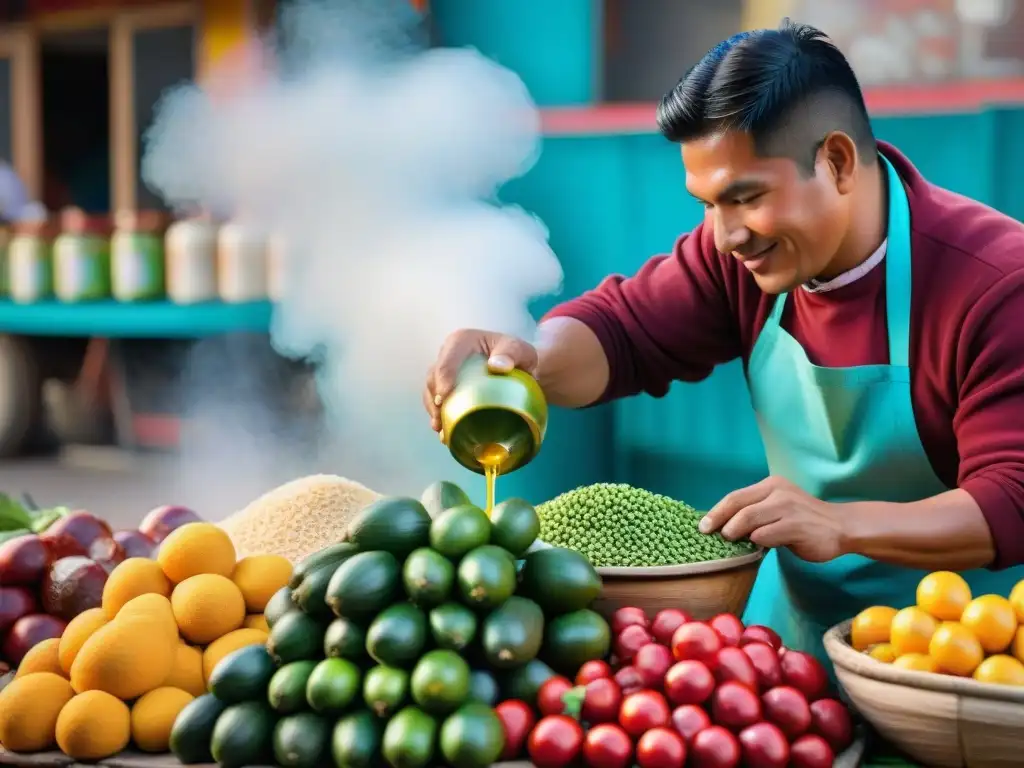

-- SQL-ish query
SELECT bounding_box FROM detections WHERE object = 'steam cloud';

[141,0,563,496]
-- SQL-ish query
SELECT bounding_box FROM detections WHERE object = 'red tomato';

[713,647,759,691]
[779,651,828,702]
[615,624,654,662]
[670,704,711,744]
[709,614,744,647]
[710,681,762,732]
[761,685,811,739]
[576,659,612,685]
[635,642,674,688]
[789,734,836,768]
[582,677,623,724]
[664,660,715,706]
[613,665,644,695]
[611,606,650,635]
[741,642,782,689]
[739,625,782,651]
[738,722,790,768]
[690,725,741,768]
[528,715,583,768]
[618,690,671,738]
[636,726,686,768]
[650,609,691,646]
[809,698,854,752]
[671,622,723,667]
[494,700,536,760]
[537,676,574,717]
[583,723,634,768]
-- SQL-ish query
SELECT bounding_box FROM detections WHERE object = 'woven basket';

[824,619,1024,768]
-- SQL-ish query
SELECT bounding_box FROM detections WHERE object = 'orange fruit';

[866,643,896,663]
[892,653,939,673]
[1009,580,1024,623]
[890,606,939,657]
[972,654,1024,686]
[851,606,898,651]
[1012,627,1024,663]
[916,571,971,621]
[928,622,984,676]
[960,595,1018,654]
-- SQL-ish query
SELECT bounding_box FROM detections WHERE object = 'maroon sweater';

[546,142,1024,570]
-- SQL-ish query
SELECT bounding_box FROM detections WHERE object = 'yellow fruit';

[1009,580,1024,623]
[890,606,939,657]
[16,638,64,678]
[961,595,1018,654]
[101,557,172,618]
[866,643,897,663]
[1012,627,1024,663]
[55,690,131,760]
[916,571,972,621]
[171,573,247,645]
[928,622,984,677]
[158,522,237,583]
[892,653,940,673]
[244,614,270,632]
[232,555,293,613]
[851,606,898,651]
[130,687,195,752]
[117,592,179,639]
[59,608,108,675]
[973,654,1024,686]
[69,615,177,700]
[0,672,75,752]
[202,628,269,682]
[162,644,206,697]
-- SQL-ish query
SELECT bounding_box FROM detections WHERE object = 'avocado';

[267,610,325,664]
[456,545,517,610]
[542,608,612,675]
[210,701,276,768]
[428,602,478,651]
[363,664,409,718]
[518,547,602,615]
[402,547,455,607]
[323,616,368,662]
[466,669,500,706]
[420,480,473,519]
[366,602,428,668]
[439,702,506,768]
[332,710,383,768]
[488,498,540,557]
[325,550,401,621]
[265,586,297,628]
[291,561,339,618]
[169,693,227,764]
[290,541,360,589]
[382,706,438,768]
[305,657,361,714]
[346,497,432,556]
[481,595,545,670]
[429,504,491,560]
[410,649,471,716]
[272,712,330,768]
[208,644,276,704]
[501,658,558,707]
[268,660,318,714]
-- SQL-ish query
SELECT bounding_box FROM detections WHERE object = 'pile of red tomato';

[495,606,855,768]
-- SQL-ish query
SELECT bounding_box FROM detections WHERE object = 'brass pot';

[440,355,548,475]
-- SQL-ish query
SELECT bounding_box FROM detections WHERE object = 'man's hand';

[700,476,847,563]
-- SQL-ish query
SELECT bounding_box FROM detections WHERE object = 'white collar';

[802,239,887,293]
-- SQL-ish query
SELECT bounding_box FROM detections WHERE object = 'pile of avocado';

[167,481,611,768]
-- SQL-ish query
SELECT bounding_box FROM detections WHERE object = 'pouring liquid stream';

[476,443,509,514]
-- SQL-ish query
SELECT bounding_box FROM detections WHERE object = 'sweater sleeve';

[542,224,744,403]
[953,268,1024,569]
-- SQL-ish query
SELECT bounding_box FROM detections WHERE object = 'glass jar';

[53,208,111,303]
[218,220,268,303]
[111,210,167,302]
[8,219,54,304]
[165,216,218,305]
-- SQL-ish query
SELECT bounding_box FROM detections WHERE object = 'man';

[423,21,1024,663]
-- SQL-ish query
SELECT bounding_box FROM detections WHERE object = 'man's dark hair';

[657,20,876,174]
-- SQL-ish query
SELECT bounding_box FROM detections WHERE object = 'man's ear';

[820,131,858,195]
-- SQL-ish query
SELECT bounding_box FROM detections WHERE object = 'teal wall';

[500,107,1024,510]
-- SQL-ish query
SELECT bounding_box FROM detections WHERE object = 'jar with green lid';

[111,210,167,302]
[53,208,111,303]
[8,219,54,304]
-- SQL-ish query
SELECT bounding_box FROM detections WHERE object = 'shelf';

[0,300,274,338]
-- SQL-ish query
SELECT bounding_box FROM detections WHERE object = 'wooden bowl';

[590,548,765,621]
[824,619,1024,768]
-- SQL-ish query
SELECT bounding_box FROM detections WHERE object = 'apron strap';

[880,155,912,368]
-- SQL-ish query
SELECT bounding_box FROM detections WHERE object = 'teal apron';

[741,156,1024,667]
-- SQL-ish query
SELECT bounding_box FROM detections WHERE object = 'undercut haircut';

[657,20,876,175]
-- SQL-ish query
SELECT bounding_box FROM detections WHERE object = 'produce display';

[0,521,292,759]
[536,484,756,567]
[850,569,1024,684]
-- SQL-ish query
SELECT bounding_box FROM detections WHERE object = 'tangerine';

[866,643,896,663]
[928,622,984,677]
[960,595,1018,654]
[889,606,939,657]
[1009,580,1024,623]
[916,571,971,621]
[892,653,939,673]
[972,654,1024,686]
[851,606,898,651]
[1011,626,1024,663]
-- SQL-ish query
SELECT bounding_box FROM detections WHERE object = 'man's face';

[682,130,850,293]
